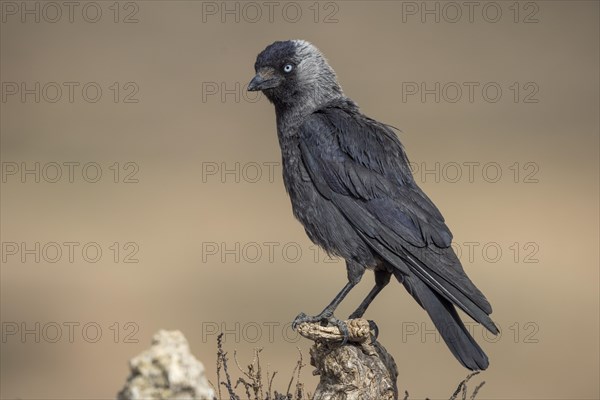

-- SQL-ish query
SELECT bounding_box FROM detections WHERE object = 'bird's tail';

[393,270,490,370]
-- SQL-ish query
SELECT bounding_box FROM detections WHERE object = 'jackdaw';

[247,40,498,370]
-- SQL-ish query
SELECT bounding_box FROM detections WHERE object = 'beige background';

[1,1,598,399]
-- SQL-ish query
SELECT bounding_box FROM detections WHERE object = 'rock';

[117,330,215,400]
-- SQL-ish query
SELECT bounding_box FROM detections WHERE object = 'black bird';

[248,40,498,370]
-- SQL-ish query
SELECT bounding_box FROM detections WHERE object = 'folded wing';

[298,101,497,334]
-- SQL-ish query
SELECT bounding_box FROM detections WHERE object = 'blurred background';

[1,1,598,399]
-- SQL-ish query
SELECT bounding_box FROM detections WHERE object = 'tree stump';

[296,319,398,400]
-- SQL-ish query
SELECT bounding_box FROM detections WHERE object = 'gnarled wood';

[297,319,398,400]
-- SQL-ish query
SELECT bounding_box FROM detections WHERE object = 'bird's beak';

[247,70,280,91]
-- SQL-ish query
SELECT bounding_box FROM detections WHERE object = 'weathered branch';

[296,319,398,400]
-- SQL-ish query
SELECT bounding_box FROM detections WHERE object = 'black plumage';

[248,40,498,370]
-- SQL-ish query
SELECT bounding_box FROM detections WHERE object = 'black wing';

[298,101,497,334]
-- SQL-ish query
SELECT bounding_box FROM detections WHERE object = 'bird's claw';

[292,312,350,345]
[368,320,379,343]
[330,317,350,345]
[292,312,311,330]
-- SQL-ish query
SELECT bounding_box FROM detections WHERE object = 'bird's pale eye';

[283,64,294,73]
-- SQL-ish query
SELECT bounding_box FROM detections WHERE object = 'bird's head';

[248,40,343,110]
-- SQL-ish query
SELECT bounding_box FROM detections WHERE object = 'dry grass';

[403,371,485,400]
[211,333,307,400]
[211,333,485,400]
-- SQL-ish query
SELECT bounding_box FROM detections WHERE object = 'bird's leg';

[292,261,364,344]
[292,280,356,326]
[349,270,391,319]
[348,270,392,339]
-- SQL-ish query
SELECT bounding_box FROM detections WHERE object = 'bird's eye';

[282,64,294,73]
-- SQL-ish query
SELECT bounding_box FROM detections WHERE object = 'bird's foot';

[292,311,350,345]
[367,320,379,343]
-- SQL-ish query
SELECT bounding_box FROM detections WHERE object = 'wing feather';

[298,103,496,332]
